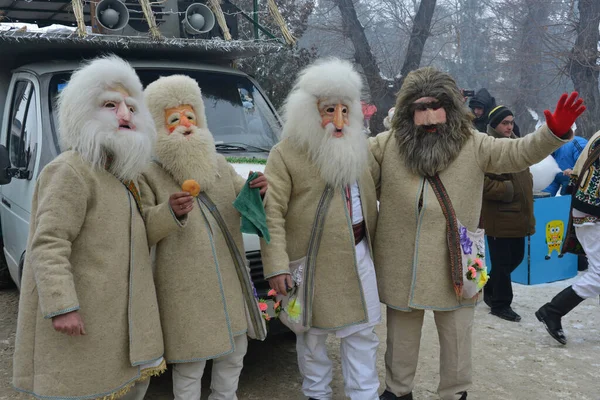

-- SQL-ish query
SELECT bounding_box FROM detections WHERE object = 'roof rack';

[0,30,283,69]
[0,0,294,44]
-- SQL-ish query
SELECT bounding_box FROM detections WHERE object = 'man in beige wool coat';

[139,74,268,400]
[13,55,165,400]
[261,58,381,400]
[373,67,585,400]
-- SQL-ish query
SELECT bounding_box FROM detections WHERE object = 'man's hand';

[563,168,573,177]
[544,92,586,138]
[169,192,194,217]
[52,310,86,336]
[268,274,293,296]
[249,171,268,196]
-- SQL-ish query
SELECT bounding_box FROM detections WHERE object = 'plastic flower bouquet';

[258,289,282,323]
[460,226,489,299]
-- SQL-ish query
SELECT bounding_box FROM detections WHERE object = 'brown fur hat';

[391,66,473,134]
[390,67,475,176]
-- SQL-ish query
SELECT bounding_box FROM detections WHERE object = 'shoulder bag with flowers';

[426,175,488,300]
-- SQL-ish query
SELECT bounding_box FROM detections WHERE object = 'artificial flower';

[473,258,483,269]
[460,226,473,255]
[468,266,477,280]
[268,289,277,297]
[286,298,302,322]
[478,269,489,288]
[259,302,268,312]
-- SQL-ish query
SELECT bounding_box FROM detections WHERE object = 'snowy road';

[0,273,598,399]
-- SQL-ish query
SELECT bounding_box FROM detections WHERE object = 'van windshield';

[49,68,280,154]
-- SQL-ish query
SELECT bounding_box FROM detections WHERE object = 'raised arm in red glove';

[544,92,586,138]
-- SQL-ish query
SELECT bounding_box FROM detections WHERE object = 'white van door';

[0,73,42,285]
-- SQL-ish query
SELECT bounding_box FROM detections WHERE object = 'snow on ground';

[372,272,600,400]
[239,271,600,399]
[1,273,599,399]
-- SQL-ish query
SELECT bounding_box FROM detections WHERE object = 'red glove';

[544,92,586,137]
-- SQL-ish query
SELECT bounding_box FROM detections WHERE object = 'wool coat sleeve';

[369,132,392,194]
[260,146,292,278]
[474,125,571,175]
[139,173,186,247]
[483,175,514,202]
[368,133,386,166]
[28,161,87,319]
[367,148,381,193]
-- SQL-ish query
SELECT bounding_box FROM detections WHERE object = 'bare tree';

[399,0,438,83]
[332,0,437,133]
[300,0,577,135]
[333,0,396,133]
[568,0,600,138]
[512,0,549,135]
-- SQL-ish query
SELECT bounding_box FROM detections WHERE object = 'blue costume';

[543,136,588,196]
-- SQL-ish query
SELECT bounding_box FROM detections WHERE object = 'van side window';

[7,80,38,175]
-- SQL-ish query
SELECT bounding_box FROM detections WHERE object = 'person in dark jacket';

[482,106,535,322]
[469,88,496,132]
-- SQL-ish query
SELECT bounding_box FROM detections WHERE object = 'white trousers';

[172,334,248,400]
[296,325,380,400]
[573,224,600,299]
[120,378,150,400]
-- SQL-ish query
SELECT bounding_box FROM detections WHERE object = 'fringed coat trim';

[14,360,166,400]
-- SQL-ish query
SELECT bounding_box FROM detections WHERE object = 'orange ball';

[182,179,201,197]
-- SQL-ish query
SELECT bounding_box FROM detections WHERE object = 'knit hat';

[488,105,514,129]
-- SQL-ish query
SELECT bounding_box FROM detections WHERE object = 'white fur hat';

[282,58,364,136]
[293,57,363,104]
[144,74,208,133]
[57,55,146,150]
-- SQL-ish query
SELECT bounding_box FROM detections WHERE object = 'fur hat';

[282,58,364,139]
[144,74,208,133]
[391,67,475,177]
[392,67,472,131]
[280,58,368,186]
[292,57,362,104]
[57,55,148,150]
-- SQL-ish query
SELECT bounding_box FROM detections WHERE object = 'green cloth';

[233,172,270,243]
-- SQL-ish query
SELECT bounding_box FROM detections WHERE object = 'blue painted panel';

[485,195,578,285]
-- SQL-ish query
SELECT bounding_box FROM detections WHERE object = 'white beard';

[77,110,153,182]
[154,125,219,190]
[302,123,368,187]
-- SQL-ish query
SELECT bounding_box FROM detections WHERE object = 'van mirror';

[0,145,12,185]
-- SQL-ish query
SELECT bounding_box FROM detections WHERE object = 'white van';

[0,58,281,301]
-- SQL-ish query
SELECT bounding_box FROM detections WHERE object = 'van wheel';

[0,239,14,289]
